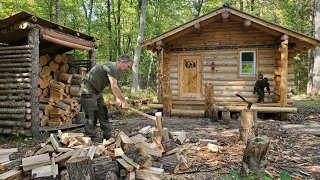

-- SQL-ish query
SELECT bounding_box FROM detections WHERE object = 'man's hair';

[118,54,133,62]
[258,74,263,79]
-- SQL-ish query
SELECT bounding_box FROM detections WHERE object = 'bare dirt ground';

[107,112,320,180]
[1,100,320,180]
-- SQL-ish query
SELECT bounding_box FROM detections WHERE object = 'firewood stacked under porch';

[38,53,85,127]
[0,45,33,135]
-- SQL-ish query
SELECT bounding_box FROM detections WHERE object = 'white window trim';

[239,50,256,77]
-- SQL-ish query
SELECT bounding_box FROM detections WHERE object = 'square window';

[239,51,256,77]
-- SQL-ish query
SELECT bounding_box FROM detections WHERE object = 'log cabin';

[141,4,320,118]
[0,11,97,136]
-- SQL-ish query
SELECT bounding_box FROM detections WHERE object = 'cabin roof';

[141,5,320,49]
[0,11,97,54]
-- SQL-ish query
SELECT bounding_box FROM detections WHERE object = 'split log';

[158,159,180,174]
[42,66,51,76]
[58,73,72,84]
[59,63,69,73]
[66,156,95,180]
[69,66,79,74]
[54,54,62,63]
[239,109,258,142]
[135,167,164,180]
[40,78,49,89]
[39,55,48,66]
[49,61,59,72]
[39,104,53,116]
[241,136,270,177]
[125,149,149,167]
[55,102,71,111]
[93,157,119,179]
[79,67,87,76]
[71,77,82,85]
[161,139,176,152]
[53,70,61,81]
[43,88,49,96]
[61,54,68,64]
[70,85,80,96]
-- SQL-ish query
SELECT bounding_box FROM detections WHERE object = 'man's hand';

[115,98,129,109]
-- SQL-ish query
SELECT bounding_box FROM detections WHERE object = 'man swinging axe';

[235,93,253,109]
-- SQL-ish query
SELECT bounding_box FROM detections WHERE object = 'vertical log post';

[88,49,96,69]
[28,27,40,137]
[279,36,288,107]
[66,156,95,180]
[155,112,163,130]
[162,82,172,116]
[221,107,230,125]
[241,136,270,178]
[205,83,214,118]
[211,104,219,122]
[239,109,258,142]
[156,49,163,103]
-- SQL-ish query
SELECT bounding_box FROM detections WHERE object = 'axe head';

[247,102,253,109]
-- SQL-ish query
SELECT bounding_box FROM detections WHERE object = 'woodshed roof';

[0,11,97,55]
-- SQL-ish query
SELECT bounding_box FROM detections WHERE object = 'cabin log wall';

[166,19,295,106]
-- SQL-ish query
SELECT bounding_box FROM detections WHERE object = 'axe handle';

[129,107,156,121]
[236,93,249,103]
[110,100,156,121]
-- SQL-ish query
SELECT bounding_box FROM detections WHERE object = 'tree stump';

[211,104,219,122]
[221,107,230,125]
[239,109,258,142]
[241,136,270,177]
[66,156,95,180]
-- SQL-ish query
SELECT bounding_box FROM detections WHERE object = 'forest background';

[0,0,319,96]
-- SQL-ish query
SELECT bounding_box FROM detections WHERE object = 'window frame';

[238,49,257,77]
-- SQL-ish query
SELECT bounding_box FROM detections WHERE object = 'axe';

[235,93,252,109]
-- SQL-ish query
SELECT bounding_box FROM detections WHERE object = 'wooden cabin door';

[178,55,202,98]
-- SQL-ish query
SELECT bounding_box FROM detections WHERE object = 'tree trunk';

[107,0,112,61]
[146,53,153,89]
[308,0,315,96]
[313,0,320,95]
[239,109,258,142]
[66,156,95,180]
[131,0,147,92]
[241,136,270,178]
[55,0,60,24]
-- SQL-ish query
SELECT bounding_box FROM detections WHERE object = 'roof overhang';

[141,6,320,50]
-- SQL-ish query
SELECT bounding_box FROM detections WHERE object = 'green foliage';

[0,0,315,93]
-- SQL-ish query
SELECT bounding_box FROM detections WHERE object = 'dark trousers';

[257,88,265,102]
[80,83,112,139]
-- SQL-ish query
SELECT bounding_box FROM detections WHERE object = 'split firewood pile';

[37,54,87,127]
[0,112,224,180]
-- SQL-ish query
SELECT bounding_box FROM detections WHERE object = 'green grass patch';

[296,99,320,106]
[315,137,320,142]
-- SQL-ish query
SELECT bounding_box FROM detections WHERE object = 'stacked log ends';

[0,45,33,135]
[37,53,85,128]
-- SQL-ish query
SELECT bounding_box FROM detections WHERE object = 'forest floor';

[1,96,320,180]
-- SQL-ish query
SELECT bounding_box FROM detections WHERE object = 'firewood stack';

[38,54,85,127]
[0,124,195,179]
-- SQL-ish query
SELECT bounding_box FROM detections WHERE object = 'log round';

[239,109,258,142]
[211,104,219,122]
[241,136,270,177]
[66,156,95,180]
